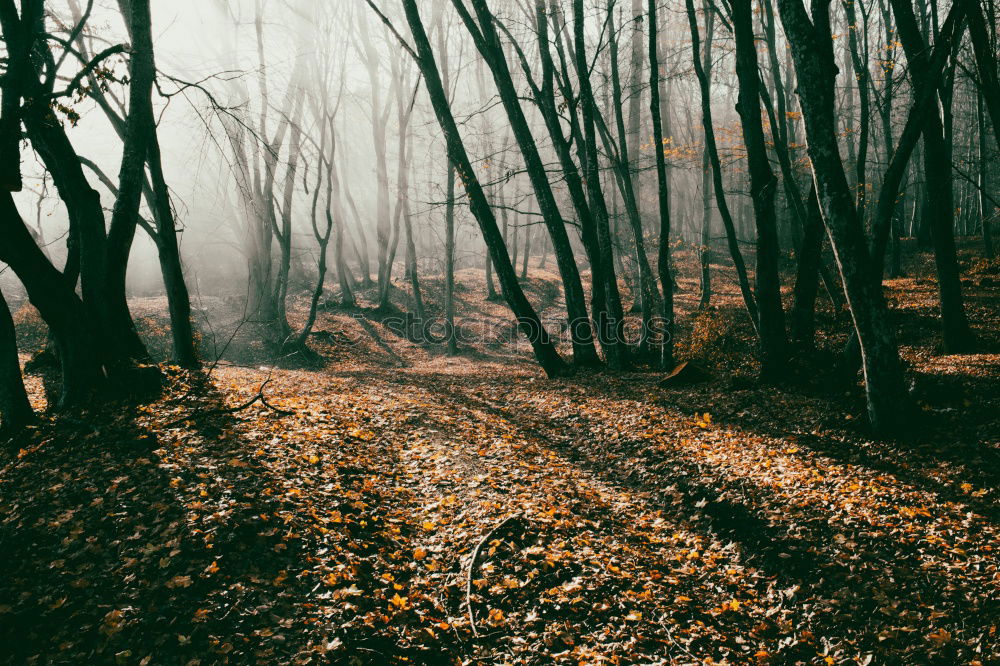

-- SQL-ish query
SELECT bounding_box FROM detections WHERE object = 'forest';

[0,0,998,663]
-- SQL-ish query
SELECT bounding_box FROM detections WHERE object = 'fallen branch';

[163,380,294,429]
[466,514,524,639]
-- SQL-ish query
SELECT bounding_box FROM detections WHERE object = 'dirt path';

[202,352,999,664]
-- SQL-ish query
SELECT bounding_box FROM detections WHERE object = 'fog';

[5,0,751,313]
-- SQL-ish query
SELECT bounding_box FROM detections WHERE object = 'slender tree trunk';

[146,139,198,367]
[891,0,976,352]
[359,14,394,307]
[790,184,824,349]
[445,162,458,355]
[395,0,568,376]
[402,178,425,318]
[733,0,788,379]
[597,5,660,355]
[979,92,995,258]
[648,0,674,370]
[964,0,1000,158]
[842,0,871,215]
[627,0,645,226]
[685,0,761,335]
[699,141,713,309]
[521,226,532,279]
[485,245,499,300]
[332,138,357,307]
[512,0,625,366]
[437,18,459,355]
[698,13,715,311]
[454,0,600,366]
[273,89,305,343]
[344,189,375,288]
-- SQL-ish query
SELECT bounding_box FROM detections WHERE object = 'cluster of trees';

[0,0,997,436]
[370,0,997,432]
[1,0,186,427]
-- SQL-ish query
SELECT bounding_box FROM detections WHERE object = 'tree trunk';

[0,289,33,432]
[332,140,357,307]
[842,0,871,216]
[891,0,976,353]
[698,12,715,311]
[445,162,458,355]
[790,184,823,349]
[964,0,1000,158]
[733,0,788,380]
[604,3,659,358]
[521,226,532,280]
[507,0,625,366]
[627,0,645,226]
[980,92,995,258]
[648,0,674,370]
[0,192,104,406]
[396,0,568,377]
[685,0,761,335]
[344,188,375,288]
[454,0,600,366]
[776,0,909,433]
[359,14,394,308]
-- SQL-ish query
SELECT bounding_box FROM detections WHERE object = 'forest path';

[208,352,999,664]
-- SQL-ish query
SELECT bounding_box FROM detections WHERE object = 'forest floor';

[2,244,999,665]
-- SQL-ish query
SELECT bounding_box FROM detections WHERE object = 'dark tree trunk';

[776,0,910,433]
[505,0,625,366]
[698,11,716,310]
[964,0,1000,158]
[790,184,824,350]
[485,246,499,300]
[453,0,600,367]
[842,0,871,216]
[980,92,995,258]
[891,0,976,353]
[0,192,104,406]
[104,0,166,367]
[146,141,198,367]
[397,0,568,377]
[0,289,33,432]
[445,161,458,355]
[605,4,659,358]
[733,0,788,380]
[568,0,628,367]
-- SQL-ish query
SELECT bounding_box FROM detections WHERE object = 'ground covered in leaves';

[2,247,999,665]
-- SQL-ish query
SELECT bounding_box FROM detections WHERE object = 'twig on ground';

[466,514,524,639]
[163,379,293,428]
